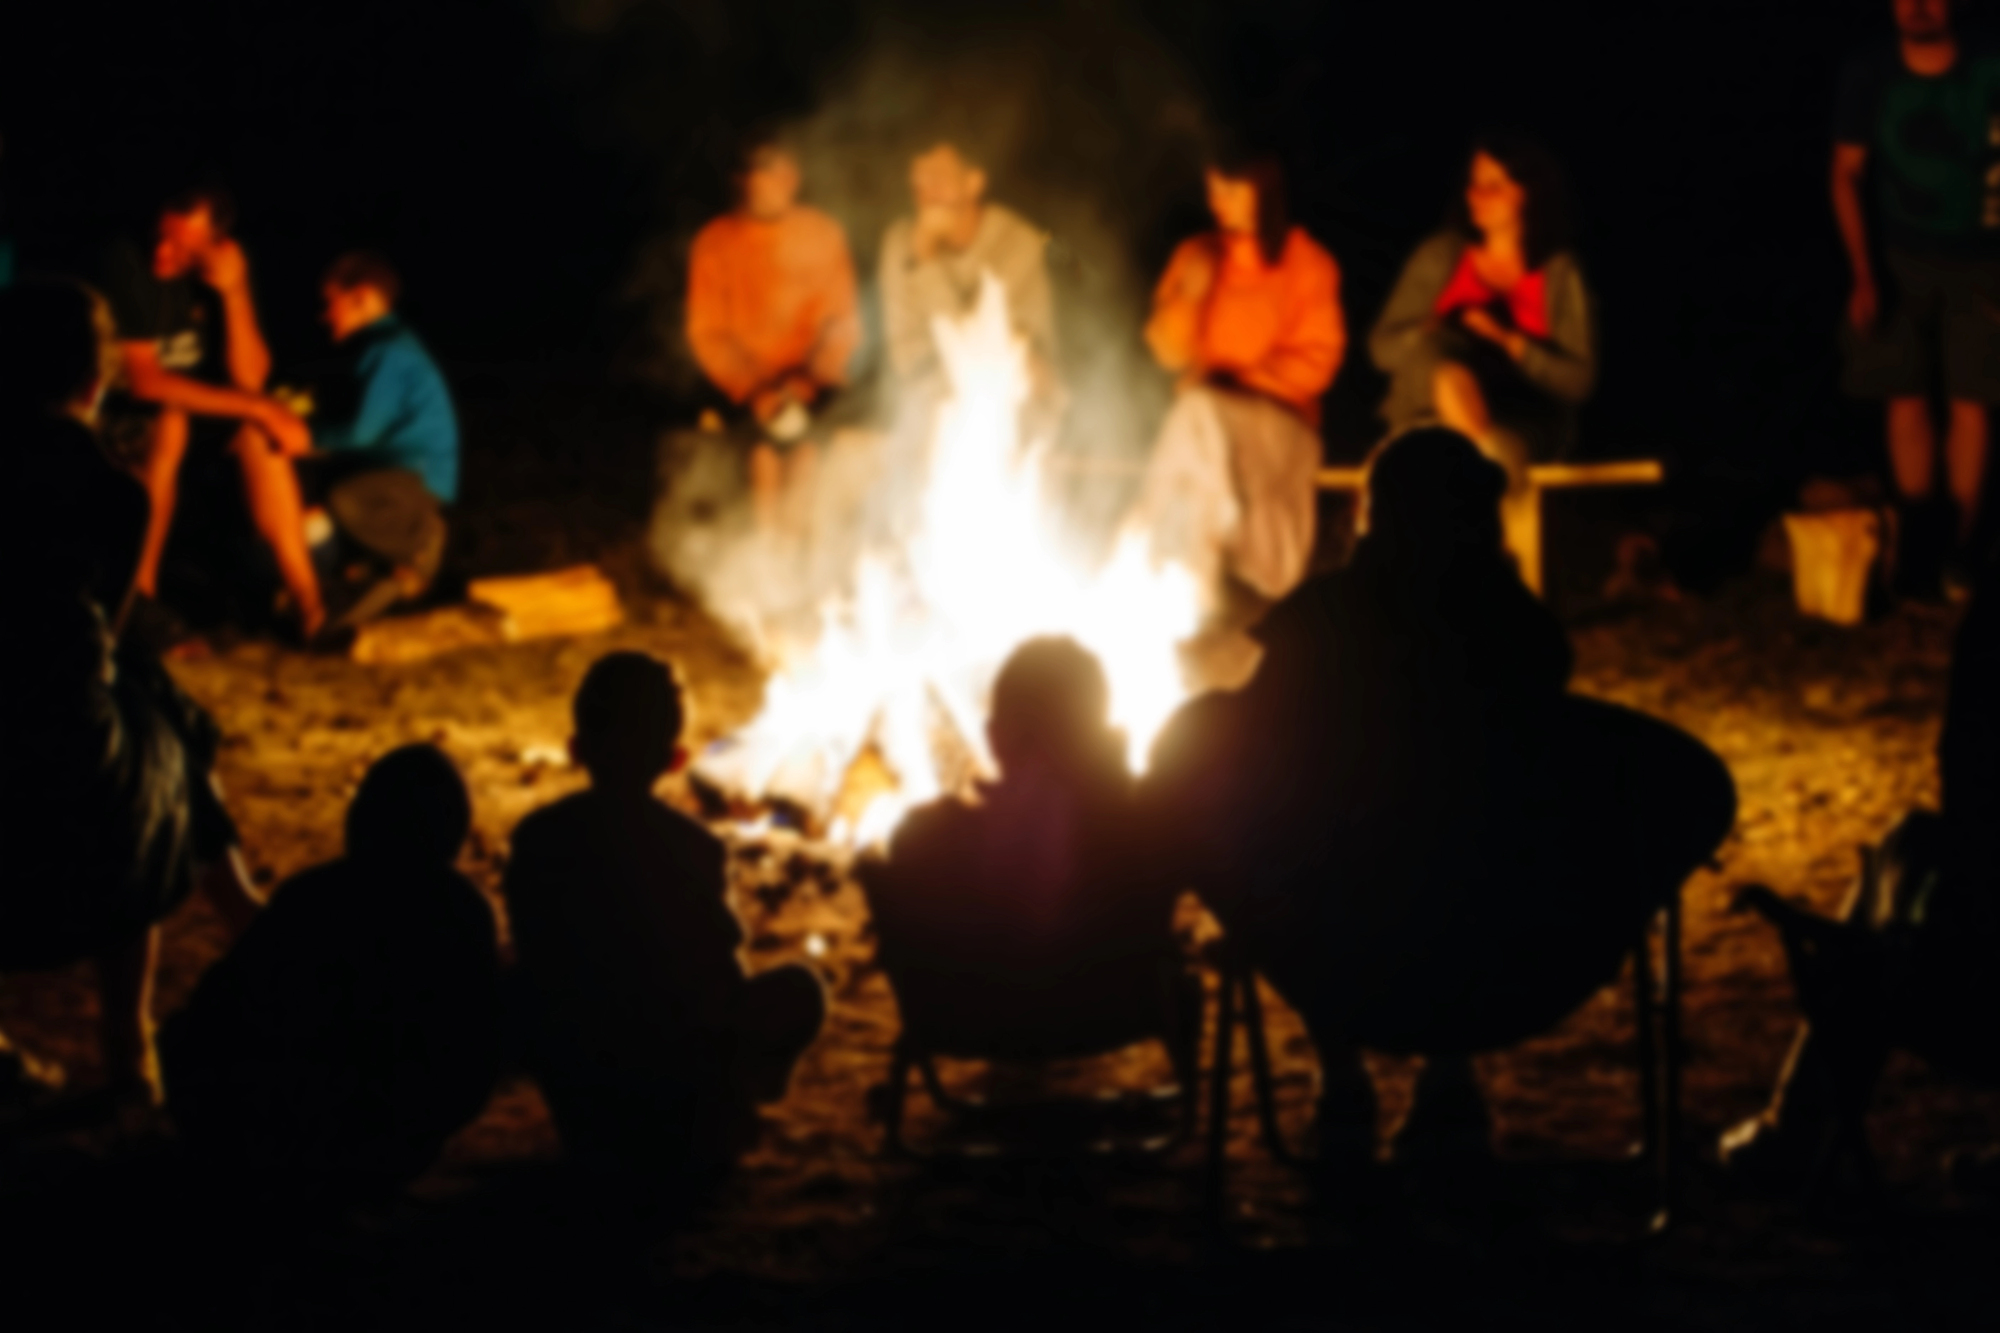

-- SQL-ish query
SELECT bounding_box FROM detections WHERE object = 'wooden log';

[1782,509,1882,627]
[469,564,625,641]
[1313,458,1664,490]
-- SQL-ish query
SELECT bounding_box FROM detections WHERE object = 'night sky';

[0,1,1915,531]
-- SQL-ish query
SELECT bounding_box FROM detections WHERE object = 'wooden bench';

[1051,455,1666,597]
[1315,459,1665,596]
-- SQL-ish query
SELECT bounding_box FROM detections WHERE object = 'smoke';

[547,0,1217,652]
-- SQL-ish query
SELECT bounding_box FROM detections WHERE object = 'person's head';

[1895,0,1955,42]
[1206,143,1289,267]
[910,140,987,217]
[346,744,472,865]
[153,185,236,280]
[739,140,802,221]
[1454,133,1574,270]
[0,278,119,423]
[570,651,687,789]
[321,250,401,342]
[1361,427,1508,564]
[986,636,1119,779]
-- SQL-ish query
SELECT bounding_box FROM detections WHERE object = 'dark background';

[0,0,1925,576]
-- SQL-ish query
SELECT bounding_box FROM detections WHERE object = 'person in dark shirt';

[161,745,501,1213]
[1833,0,2000,595]
[860,637,1195,1070]
[303,251,458,629]
[1146,428,1735,1165]
[99,186,325,635]
[503,652,825,1186]
[0,279,263,1111]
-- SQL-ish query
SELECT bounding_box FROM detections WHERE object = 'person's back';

[162,745,500,1206]
[865,639,1182,1057]
[503,651,823,1181]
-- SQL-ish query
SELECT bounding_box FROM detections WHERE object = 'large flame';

[700,272,1201,846]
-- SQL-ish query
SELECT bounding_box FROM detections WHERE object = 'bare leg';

[231,426,325,636]
[133,409,190,598]
[747,441,783,535]
[779,441,819,545]
[1887,396,1937,502]
[1945,399,1989,547]
[94,927,162,1103]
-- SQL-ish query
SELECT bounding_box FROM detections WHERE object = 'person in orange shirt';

[686,138,861,535]
[1129,148,1345,633]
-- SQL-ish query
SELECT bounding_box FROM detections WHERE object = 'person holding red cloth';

[1369,134,1596,571]
[1131,146,1345,623]
[686,137,861,535]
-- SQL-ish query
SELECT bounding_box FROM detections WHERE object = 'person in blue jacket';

[304,250,459,628]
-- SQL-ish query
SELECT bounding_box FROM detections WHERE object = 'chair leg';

[1660,892,1684,1221]
[1203,957,1240,1224]
[1238,966,1303,1166]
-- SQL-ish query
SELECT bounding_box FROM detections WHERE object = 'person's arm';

[1241,245,1345,406]
[1510,260,1596,405]
[198,240,272,392]
[879,222,936,380]
[1367,234,1456,373]
[806,223,862,391]
[119,339,310,454]
[312,342,413,453]
[1144,239,1209,374]
[1832,142,1878,330]
[685,227,764,403]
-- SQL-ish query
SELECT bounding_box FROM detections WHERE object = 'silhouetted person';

[1146,428,1735,1164]
[503,652,825,1187]
[1723,545,2000,1190]
[1,279,262,1112]
[160,745,500,1211]
[861,638,1196,1072]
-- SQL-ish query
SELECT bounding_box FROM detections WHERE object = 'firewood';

[469,564,625,641]
[350,603,508,665]
[1783,509,1883,627]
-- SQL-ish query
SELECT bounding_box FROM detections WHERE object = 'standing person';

[306,251,458,629]
[502,652,825,1190]
[99,186,323,637]
[687,137,861,537]
[1369,134,1596,582]
[0,279,263,1113]
[1835,0,2000,597]
[1128,146,1344,624]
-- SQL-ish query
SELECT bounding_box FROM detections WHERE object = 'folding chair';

[1203,893,1687,1232]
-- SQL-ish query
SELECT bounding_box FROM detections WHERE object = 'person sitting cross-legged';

[304,250,459,631]
[860,637,1198,1091]
[502,652,826,1189]
[159,745,501,1215]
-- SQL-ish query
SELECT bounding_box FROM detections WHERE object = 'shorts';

[1842,248,2000,403]
[295,455,445,574]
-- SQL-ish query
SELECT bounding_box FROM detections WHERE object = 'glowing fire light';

[700,272,1202,845]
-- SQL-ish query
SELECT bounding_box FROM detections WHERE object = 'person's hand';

[750,385,787,426]
[1848,275,1879,333]
[1461,307,1526,360]
[779,372,820,407]
[259,403,312,457]
[911,204,959,262]
[198,238,252,295]
[1176,242,1218,306]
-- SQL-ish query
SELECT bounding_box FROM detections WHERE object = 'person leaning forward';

[98,186,324,638]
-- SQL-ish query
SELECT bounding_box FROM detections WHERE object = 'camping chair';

[859,862,1203,1159]
[1203,892,1688,1233]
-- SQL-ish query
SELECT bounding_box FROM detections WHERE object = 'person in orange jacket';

[686,137,861,535]
[1130,146,1345,627]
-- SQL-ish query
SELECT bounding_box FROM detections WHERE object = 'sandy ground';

[4,557,1999,1328]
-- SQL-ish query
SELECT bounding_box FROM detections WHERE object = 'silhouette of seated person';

[1,278,263,1113]
[1145,427,1736,1161]
[1723,544,2000,1189]
[159,745,500,1211]
[861,637,1195,1073]
[503,652,825,1185]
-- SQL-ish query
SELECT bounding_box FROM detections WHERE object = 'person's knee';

[145,410,190,474]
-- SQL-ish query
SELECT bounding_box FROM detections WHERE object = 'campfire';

[697,273,1202,846]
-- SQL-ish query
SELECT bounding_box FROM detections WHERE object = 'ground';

[3,430,1998,1325]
